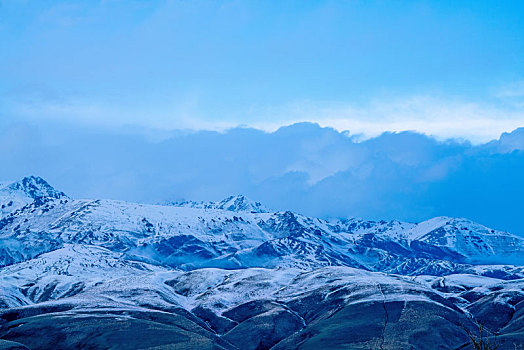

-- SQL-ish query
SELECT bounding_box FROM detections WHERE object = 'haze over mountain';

[1,122,523,236]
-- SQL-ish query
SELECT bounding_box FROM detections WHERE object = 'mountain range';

[1,176,524,349]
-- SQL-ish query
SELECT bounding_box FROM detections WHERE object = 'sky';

[1,1,524,234]
[1,0,523,141]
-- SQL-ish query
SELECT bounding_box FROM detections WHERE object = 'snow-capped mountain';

[169,194,269,213]
[0,176,66,218]
[1,176,524,349]
[1,177,523,275]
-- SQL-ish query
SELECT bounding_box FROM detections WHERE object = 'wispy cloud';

[497,80,524,98]
[2,88,523,143]
[244,96,524,143]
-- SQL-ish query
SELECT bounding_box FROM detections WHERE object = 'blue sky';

[1,0,523,141]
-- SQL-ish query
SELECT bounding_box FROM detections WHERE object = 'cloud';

[247,96,524,143]
[497,80,524,98]
[0,121,523,236]
[495,80,524,110]
[3,90,523,143]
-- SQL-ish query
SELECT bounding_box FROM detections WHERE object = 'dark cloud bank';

[1,122,523,235]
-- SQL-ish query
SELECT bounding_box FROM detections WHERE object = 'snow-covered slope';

[1,176,524,349]
[1,177,524,275]
[169,195,269,213]
[0,244,166,308]
[3,250,523,349]
[0,176,66,218]
[406,216,524,263]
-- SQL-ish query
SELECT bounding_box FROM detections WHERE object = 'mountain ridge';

[168,194,270,213]
[1,176,523,272]
[1,176,524,349]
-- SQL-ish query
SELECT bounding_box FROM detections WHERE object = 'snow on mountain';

[0,249,478,319]
[2,176,524,348]
[0,244,167,307]
[1,245,445,318]
[169,195,269,213]
[1,176,523,282]
[2,253,510,349]
[0,281,30,309]
[216,195,269,213]
[332,217,417,241]
[0,176,66,202]
[0,197,277,269]
[405,216,524,264]
[0,176,67,218]
[1,176,524,277]
[1,244,164,280]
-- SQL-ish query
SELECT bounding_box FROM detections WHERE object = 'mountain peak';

[0,176,66,217]
[216,195,269,213]
[6,176,67,201]
[168,195,270,213]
